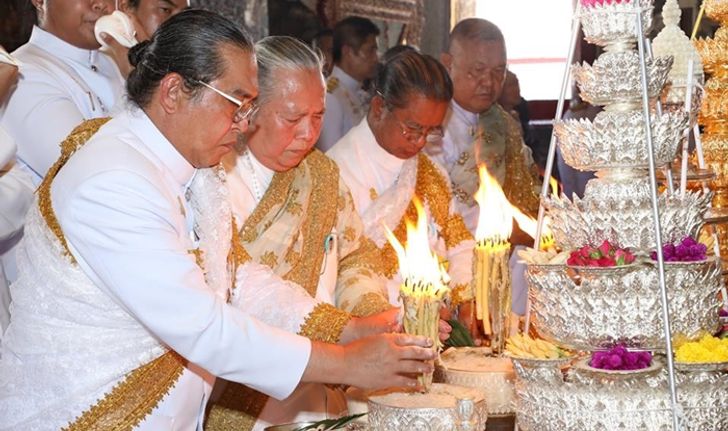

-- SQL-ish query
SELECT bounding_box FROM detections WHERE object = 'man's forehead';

[220,49,258,97]
[451,38,504,57]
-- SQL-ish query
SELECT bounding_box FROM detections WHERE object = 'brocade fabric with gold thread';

[206,151,388,431]
[448,103,541,217]
[355,153,476,306]
[27,119,187,431]
[237,150,389,315]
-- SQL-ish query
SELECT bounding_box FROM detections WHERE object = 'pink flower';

[598,240,612,257]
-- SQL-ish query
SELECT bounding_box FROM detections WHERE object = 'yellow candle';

[473,237,511,354]
[400,280,445,391]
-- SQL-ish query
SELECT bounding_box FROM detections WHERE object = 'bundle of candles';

[472,166,553,354]
[385,198,450,391]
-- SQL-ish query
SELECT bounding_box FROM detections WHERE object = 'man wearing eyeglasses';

[425,18,541,233]
[425,18,542,340]
[0,12,437,430]
[328,50,476,309]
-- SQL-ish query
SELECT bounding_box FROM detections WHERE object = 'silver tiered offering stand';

[524,1,727,430]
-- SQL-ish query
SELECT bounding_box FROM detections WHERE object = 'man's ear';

[157,73,187,115]
[370,94,387,122]
[118,0,131,12]
[440,52,453,73]
[342,44,354,61]
[31,0,45,22]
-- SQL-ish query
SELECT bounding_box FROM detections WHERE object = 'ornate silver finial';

[662,0,681,27]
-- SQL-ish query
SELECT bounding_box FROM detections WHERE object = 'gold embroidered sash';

[238,150,340,297]
[40,119,188,431]
[378,154,473,279]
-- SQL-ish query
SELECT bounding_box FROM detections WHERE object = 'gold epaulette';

[326,76,339,93]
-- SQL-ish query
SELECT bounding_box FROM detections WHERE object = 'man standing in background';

[317,16,379,152]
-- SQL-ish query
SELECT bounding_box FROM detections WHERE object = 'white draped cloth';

[0,107,311,431]
[328,119,475,305]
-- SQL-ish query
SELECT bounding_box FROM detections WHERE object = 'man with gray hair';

[423,18,541,338]
[426,18,541,231]
[205,35,423,430]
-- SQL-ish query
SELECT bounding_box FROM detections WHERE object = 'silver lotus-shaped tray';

[555,109,688,171]
[513,358,728,431]
[434,349,516,416]
[573,51,673,106]
[578,0,654,47]
[367,384,488,431]
[544,190,711,251]
[526,259,722,351]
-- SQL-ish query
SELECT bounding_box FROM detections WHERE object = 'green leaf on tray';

[445,318,475,348]
[293,413,367,431]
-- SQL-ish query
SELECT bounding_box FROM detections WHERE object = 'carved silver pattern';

[525,259,722,351]
[544,175,712,251]
[434,366,516,416]
[367,395,488,431]
[573,51,673,106]
[578,0,654,47]
[554,109,688,171]
[513,357,728,431]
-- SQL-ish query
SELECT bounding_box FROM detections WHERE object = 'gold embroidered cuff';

[299,303,351,344]
[450,283,473,307]
[350,292,392,317]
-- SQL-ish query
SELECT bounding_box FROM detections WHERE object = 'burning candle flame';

[384,198,450,295]
[474,165,513,242]
[475,165,553,247]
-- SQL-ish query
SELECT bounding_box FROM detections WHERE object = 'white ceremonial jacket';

[328,119,475,305]
[221,150,346,429]
[0,107,311,431]
[0,129,33,335]
[425,101,480,177]
[317,66,368,152]
[0,26,125,185]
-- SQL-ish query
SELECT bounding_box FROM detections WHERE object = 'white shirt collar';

[451,100,479,128]
[331,66,361,93]
[29,26,101,71]
[361,118,406,181]
[124,106,195,188]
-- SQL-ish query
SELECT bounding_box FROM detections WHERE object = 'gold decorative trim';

[280,151,340,296]
[299,303,351,344]
[378,154,472,278]
[350,292,392,317]
[339,237,385,276]
[443,214,473,249]
[38,117,111,263]
[239,168,296,244]
[41,118,189,430]
[499,105,541,218]
[204,382,267,431]
[63,351,187,431]
[450,283,472,307]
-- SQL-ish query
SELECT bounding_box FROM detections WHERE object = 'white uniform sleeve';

[317,93,345,152]
[56,169,311,400]
[3,77,86,180]
[0,135,34,242]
